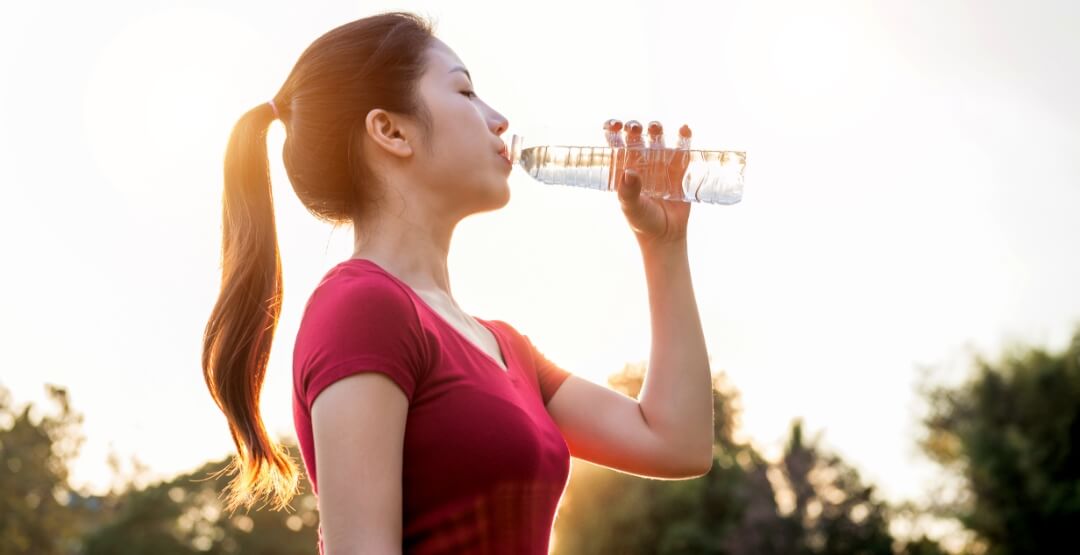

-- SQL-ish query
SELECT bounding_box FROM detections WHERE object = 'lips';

[497,144,509,162]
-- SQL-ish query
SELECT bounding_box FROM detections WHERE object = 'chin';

[486,185,511,211]
[479,180,511,212]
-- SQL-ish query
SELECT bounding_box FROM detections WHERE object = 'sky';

[1,0,1079,532]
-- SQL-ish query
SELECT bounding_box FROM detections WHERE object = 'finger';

[628,145,650,200]
[664,148,679,200]
[609,118,628,193]
[604,118,624,148]
[610,144,623,193]
[625,120,644,148]
[612,118,642,193]
[618,168,643,210]
[671,133,687,200]
[669,123,693,200]
[647,121,664,149]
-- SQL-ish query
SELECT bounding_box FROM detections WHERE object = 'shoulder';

[483,318,518,340]
[295,261,432,354]
[294,261,438,396]
[304,261,417,320]
[481,319,532,353]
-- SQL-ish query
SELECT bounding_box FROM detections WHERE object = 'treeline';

[3,326,1078,554]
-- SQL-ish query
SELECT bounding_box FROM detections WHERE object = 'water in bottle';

[510,120,745,205]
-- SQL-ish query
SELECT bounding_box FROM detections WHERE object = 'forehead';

[424,40,470,81]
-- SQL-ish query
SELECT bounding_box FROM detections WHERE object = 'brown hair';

[201,11,436,513]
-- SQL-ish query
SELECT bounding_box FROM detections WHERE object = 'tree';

[0,383,85,555]
[0,383,329,554]
[919,325,1080,554]
[82,438,319,555]
[553,362,746,554]
[774,419,895,555]
[551,363,937,555]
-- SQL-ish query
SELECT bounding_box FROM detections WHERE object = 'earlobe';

[364,109,414,159]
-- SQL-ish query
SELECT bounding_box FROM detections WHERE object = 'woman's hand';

[613,126,692,249]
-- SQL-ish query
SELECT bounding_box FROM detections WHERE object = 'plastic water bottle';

[509,121,745,205]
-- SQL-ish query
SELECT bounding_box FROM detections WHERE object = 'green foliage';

[82,442,319,555]
[0,383,85,555]
[778,420,895,555]
[552,364,929,555]
[919,326,1080,554]
[23,342,1049,555]
[0,382,318,555]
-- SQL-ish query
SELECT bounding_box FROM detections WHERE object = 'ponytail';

[200,10,437,514]
[201,101,299,513]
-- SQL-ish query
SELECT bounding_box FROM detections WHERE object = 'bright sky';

[2,0,1078,520]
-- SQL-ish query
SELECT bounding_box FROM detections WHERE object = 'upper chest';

[414,291,508,372]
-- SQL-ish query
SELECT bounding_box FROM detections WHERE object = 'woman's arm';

[543,240,714,478]
[312,372,407,555]
[635,239,714,470]
[544,163,714,478]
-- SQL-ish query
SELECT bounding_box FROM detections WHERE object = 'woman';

[202,11,714,555]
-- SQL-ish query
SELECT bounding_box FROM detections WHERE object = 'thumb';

[618,169,642,208]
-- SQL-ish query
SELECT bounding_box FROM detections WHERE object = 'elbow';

[684,444,714,478]
[695,455,714,477]
[650,422,715,478]
[687,454,713,478]
[663,450,713,479]
[660,435,714,479]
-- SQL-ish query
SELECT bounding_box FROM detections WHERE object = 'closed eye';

[461,90,478,99]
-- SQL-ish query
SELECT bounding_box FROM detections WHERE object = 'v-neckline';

[346,258,511,374]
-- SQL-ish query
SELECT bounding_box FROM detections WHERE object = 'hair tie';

[268,100,280,120]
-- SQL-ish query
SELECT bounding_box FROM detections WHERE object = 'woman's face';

[406,38,512,216]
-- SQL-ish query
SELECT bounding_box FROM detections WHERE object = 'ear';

[364,108,415,159]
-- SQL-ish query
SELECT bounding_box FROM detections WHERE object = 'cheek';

[424,107,494,179]
[430,115,473,157]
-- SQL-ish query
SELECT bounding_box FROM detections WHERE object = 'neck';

[352,210,458,300]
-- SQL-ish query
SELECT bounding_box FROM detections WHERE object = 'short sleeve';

[293,272,430,410]
[521,333,573,406]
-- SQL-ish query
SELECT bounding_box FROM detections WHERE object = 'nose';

[490,109,509,137]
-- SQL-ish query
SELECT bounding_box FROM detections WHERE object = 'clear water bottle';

[509,122,745,205]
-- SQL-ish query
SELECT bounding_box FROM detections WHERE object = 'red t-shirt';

[292,258,573,554]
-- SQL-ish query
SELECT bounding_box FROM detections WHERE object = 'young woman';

[202,11,713,555]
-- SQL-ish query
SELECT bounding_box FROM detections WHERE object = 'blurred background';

[2,0,1078,553]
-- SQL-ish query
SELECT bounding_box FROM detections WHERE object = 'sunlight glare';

[82,6,270,199]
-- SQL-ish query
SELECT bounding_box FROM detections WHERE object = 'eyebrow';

[449,66,472,84]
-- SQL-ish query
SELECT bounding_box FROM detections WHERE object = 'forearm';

[635,239,714,471]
